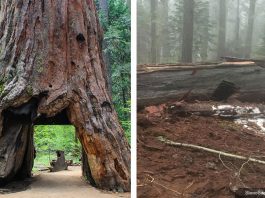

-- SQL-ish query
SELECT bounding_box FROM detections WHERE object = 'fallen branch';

[145,174,181,196]
[157,136,265,165]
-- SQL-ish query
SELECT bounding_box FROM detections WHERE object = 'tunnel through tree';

[0,0,130,191]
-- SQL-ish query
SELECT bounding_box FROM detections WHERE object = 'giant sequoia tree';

[0,0,130,192]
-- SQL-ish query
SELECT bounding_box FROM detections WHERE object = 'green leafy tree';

[34,125,81,166]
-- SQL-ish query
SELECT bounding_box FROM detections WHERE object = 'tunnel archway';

[0,98,129,191]
[33,108,96,187]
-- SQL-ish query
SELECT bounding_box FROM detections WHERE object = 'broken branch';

[158,136,265,165]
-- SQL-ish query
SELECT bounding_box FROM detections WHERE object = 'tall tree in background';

[234,0,240,56]
[137,0,151,63]
[101,0,131,139]
[217,0,227,58]
[0,0,130,191]
[245,0,257,58]
[160,0,170,62]
[99,0,112,93]
[194,0,211,61]
[169,0,184,61]
[151,0,158,63]
[181,0,194,62]
[99,0,109,21]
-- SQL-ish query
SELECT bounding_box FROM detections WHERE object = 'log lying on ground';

[0,0,130,191]
[138,62,265,107]
[221,56,265,67]
[158,136,265,165]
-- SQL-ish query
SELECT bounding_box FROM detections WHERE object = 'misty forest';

[138,0,265,64]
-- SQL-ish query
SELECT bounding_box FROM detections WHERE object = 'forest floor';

[0,166,130,198]
[137,101,265,198]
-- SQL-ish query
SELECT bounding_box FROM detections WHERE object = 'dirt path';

[0,166,130,198]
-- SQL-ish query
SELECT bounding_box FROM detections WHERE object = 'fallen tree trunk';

[138,62,265,107]
[0,0,130,191]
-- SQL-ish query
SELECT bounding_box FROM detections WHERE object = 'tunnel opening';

[33,109,96,186]
[0,102,96,188]
[33,124,81,172]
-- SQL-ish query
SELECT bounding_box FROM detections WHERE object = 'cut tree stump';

[138,62,265,107]
[50,151,68,172]
[0,0,130,191]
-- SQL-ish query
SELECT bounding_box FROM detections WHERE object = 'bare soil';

[137,102,265,198]
[0,166,130,198]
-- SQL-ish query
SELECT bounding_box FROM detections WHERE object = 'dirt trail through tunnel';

[0,166,130,198]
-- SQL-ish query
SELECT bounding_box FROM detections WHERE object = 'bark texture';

[0,0,130,191]
[137,62,265,107]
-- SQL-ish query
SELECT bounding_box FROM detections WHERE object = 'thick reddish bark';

[0,0,130,191]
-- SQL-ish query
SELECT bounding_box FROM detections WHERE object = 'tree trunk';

[234,0,240,56]
[150,0,158,64]
[137,62,265,107]
[181,0,194,63]
[0,0,130,192]
[160,0,170,62]
[99,0,109,21]
[99,0,112,95]
[217,0,227,59]
[201,1,210,61]
[245,0,256,58]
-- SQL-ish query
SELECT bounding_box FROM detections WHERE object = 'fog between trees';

[137,0,265,64]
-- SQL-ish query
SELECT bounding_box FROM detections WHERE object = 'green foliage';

[97,0,131,142]
[34,125,81,166]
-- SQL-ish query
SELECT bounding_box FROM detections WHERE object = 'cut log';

[50,151,68,172]
[221,56,265,67]
[0,0,130,191]
[138,62,265,107]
